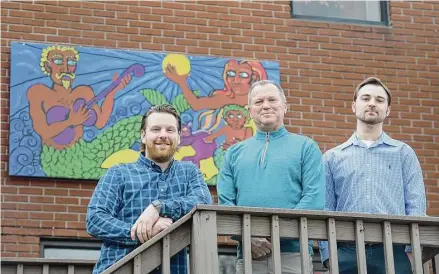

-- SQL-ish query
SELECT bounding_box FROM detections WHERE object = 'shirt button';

[160,189,164,192]
[367,164,370,167]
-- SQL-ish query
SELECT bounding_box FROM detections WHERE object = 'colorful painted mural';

[9,42,280,184]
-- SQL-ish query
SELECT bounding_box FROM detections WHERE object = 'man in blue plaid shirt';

[87,104,212,274]
[319,77,426,274]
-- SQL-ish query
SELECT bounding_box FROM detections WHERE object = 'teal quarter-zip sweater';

[217,125,325,258]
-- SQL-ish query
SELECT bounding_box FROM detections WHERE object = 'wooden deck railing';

[1,258,96,274]
[2,205,439,274]
[103,205,439,274]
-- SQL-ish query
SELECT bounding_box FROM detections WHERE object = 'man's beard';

[357,110,385,125]
[146,139,178,163]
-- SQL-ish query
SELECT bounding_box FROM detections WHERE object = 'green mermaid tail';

[41,115,142,179]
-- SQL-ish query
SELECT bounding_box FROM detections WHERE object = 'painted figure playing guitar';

[27,45,143,149]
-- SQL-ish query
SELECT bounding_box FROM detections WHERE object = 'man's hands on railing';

[130,204,173,243]
[131,204,159,242]
[151,217,173,239]
[251,238,272,259]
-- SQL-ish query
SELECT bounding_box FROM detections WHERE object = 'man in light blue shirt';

[218,80,325,274]
[319,77,426,274]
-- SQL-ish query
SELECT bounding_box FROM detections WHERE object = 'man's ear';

[352,101,356,114]
[386,105,391,117]
[249,105,255,119]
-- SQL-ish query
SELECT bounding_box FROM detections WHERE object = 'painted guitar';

[46,63,145,146]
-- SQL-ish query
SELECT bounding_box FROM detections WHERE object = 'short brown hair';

[354,77,392,106]
[140,104,181,152]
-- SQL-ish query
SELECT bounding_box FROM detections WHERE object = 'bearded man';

[87,104,212,274]
[319,77,426,274]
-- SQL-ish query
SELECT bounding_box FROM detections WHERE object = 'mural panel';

[9,42,280,184]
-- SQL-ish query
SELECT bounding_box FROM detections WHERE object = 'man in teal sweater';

[217,80,325,274]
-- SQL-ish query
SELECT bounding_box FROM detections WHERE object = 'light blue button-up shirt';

[319,132,426,262]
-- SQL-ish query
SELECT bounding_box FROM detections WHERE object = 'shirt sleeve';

[86,167,138,245]
[319,152,336,264]
[402,145,426,216]
[295,139,326,210]
[217,150,237,206]
[401,145,426,253]
[160,164,212,221]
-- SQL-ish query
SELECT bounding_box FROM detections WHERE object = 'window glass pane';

[219,254,237,274]
[292,0,382,23]
[44,247,100,260]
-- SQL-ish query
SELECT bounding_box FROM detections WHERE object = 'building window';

[40,238,101,260]
[218,247,237,274]
[291,0,389,25]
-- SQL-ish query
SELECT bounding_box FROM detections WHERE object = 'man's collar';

[255,125,288,140]
[379,132,399,147]
[341,131,398,150]
[137,152,153,168]
[137,152,174,172]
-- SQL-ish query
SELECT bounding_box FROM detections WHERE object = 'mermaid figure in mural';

[27,45,134,150]
[165,59,267,110]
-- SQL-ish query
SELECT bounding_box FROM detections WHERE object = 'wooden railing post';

[423,262,430,274]
[271,215,281,274]
[190,211,219,274]
[434,254,439,273]
[42,264,49,274]
[162,235,171,274]
[17,264,23,274]
[356,220,367,274]
[133,255,141,274]
[242,214,252,274]
[327,217,339,274]
[300,217,311,274]
[411,223,423,274]
[383,221,395,274]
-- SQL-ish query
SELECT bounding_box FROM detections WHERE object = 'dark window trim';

[291,0,390,26]
[40,238,101,257]
[380,0,390,25]
[218,246,237,255]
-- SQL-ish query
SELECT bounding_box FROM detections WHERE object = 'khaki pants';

[236,252,313,274]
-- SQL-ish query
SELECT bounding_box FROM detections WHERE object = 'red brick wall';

[1,1,438,258]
